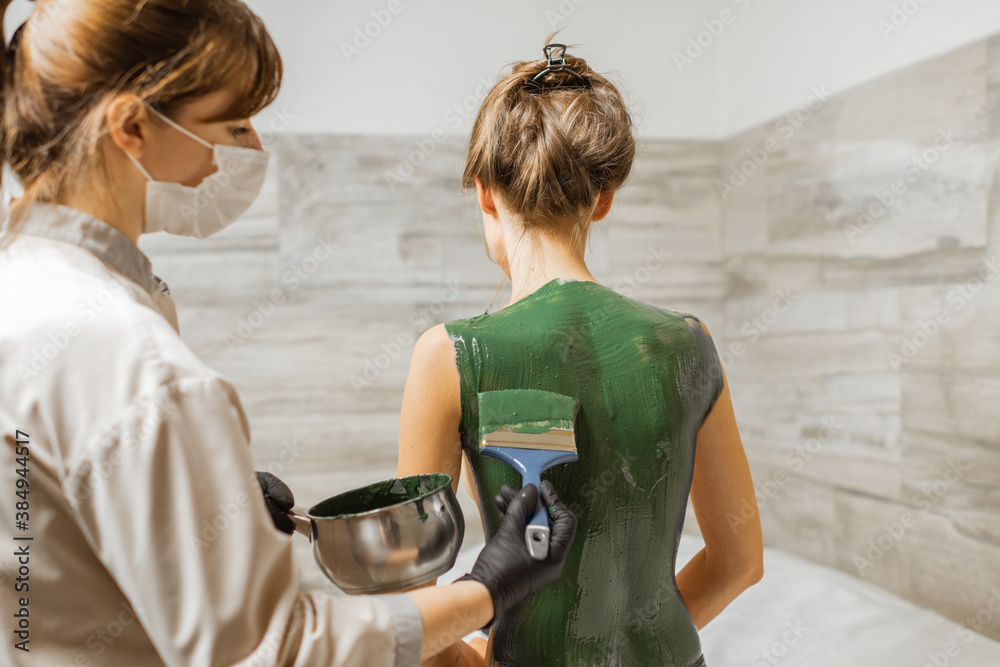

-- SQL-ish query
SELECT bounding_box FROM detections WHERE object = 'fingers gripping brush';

[478,389,579,560]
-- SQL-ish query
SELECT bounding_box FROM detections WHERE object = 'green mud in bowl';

[292,472,465,594]
[311,473,451,521]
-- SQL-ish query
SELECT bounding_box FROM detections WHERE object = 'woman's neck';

[504,227,599,304]
[58,171,145,245]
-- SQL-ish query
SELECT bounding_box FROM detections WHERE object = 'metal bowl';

[288,473,465,595]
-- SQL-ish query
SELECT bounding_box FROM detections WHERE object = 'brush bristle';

[480,426,578,452]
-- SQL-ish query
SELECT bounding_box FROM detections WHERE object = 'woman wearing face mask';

[0,3,576,666]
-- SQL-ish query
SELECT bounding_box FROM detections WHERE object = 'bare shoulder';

[407,323,461,417]
[399,323,463,474]
[413,323,457,368]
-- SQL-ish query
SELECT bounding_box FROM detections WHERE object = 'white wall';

[242,0,725,139]
[246,0,1000,140]
[6,0,1000,139]
[719,0,1000,137]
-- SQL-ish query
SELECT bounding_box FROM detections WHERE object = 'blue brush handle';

[522,469,549,530]
[519,466,552,560]
[481,446,578,560]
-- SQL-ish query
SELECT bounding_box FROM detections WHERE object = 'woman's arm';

[396,323,464,496]
[404,580,492,664]
[462,453,481,513]
[397,324,485,665]
[676,320,764,629]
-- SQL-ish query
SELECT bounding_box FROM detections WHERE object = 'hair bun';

[463,41,635,230]
[522,45,592,91]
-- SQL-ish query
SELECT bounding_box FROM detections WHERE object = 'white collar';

[5,203,168,296]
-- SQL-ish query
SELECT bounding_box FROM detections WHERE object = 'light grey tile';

[832,489,1000,639]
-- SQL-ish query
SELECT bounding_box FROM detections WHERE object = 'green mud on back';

[310,473,449,519]
[478,389,580,440]
[444,278,726,666]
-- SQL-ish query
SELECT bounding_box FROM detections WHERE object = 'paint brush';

[478,389,579,560]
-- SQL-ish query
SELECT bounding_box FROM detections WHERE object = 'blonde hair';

[0,0,282,238]
[462,40,636,236]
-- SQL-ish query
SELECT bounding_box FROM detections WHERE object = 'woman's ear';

[590,190,615,223]
[104,93,149,160]
[475,176,498,218]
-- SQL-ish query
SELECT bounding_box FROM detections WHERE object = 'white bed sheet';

[439,532,1000,666]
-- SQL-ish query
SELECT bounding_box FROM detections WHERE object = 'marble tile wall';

[141,33,1000,640]
[711,36,1000,640]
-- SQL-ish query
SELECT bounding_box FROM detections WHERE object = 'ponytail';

[0,0,20,205]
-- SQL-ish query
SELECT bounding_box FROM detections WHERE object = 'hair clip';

[532,43,589,85]
[8,22,26,56]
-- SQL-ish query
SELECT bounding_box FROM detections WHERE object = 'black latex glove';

[457,480,578,631]
[256,471,295,535]
[491,484,520,515]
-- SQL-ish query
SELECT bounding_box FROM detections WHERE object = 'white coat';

[0,203,422,666]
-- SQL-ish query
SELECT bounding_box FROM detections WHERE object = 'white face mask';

[126,105,271,238]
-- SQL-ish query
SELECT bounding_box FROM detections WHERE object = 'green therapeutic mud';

[478,389,579,438]
[311,473,448,520]
[444,278,724,667]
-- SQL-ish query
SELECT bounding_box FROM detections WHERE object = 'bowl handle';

[288,505,313,540]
